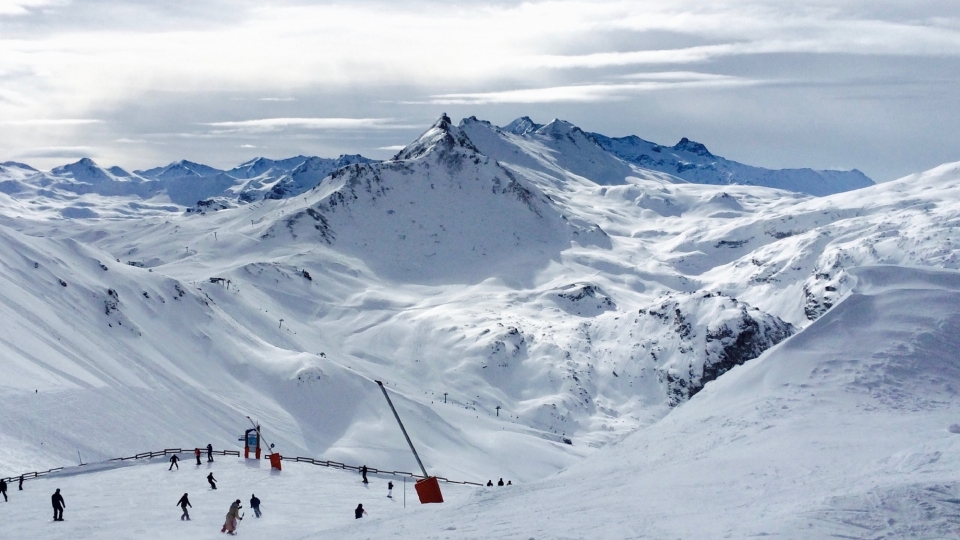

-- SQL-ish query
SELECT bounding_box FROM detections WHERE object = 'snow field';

[1,456,478,539]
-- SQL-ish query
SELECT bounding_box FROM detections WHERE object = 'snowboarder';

[354,503,367,519]
[221,499,242,534]
[387,481,393,498]
[1,478,7,501]
[250,494,261,518]
[361,465,368,484]
[207,443,214,462]
[486,480,493,486]
[497,478,504,486]
[207,472,217,490]
[19,475,24,490]
[507,480,512,486]
[177,493,192,521]
[51,488,65,521]
[169,454,179,470]
[195,448,202,466]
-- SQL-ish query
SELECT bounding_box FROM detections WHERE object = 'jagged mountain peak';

[392,113,481,161]
[502,116,543,135]
[136,159,222,180]
[673,137,713,157]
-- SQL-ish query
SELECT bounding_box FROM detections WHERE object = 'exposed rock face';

[549,283,617,316]
[637,292,794,405]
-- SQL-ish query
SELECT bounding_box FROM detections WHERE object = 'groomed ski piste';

[2,115,960,538]
[3,453,477,538]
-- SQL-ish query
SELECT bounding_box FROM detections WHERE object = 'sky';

[0,0,958,181]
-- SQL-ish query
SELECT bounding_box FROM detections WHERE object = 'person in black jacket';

[250,494,261,518]
[19,475,24,490]
[497,478,504,486]
[52,488,65,521]
[169,454,179,471]
[207,473,217,490]
[361,465,368,484]
[354,503,367,519]
[206,444,214,463]
[177,493,192,520]
[1,478,7,501]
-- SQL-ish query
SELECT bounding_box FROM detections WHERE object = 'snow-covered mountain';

[0,113,958,538]
[592,130,873,195]
[0,154,380,209]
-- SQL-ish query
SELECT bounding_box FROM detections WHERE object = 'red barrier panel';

[415,476,444,504]
[269,453,282,471]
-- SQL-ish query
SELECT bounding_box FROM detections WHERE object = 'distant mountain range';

[0,115,872,208]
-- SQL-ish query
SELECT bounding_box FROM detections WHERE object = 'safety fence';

[2,448,484,487]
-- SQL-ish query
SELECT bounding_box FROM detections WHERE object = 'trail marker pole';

[496,406,501,417]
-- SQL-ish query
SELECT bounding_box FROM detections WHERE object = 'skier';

[486,480,493,486]
[51,488,65,521]
[507,480,512,486]
[195,448,202,466]
[19,475,24,490]
[169,454,179,470]
[250,493,261,518]
[1,478,7,502]
[207,472,217,490]
[497,478,504,486]
[177,493,192,521]
[387,481,393,498]
[221,499,242,534]
[207,443,214,463]
[361,465,368,484]
[354,503,367,519]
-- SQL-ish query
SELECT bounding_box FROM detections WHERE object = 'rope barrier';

[2,448,485,487]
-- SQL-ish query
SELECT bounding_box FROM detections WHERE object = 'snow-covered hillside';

[0,114,958,539]
[324,265,960,539]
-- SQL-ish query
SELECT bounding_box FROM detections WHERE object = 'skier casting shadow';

[207,472,217,490]
[177,493,192,520]
[52,488,65,521]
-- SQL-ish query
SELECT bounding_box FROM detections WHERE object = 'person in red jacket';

[195,448,202,466]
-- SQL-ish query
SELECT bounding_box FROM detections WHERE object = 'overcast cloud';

[1,0,958,180]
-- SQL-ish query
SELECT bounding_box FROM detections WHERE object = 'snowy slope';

[322,265,960,539]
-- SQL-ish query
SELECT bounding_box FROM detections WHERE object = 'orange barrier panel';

[269,453,282,471]
[415,476,444,504]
